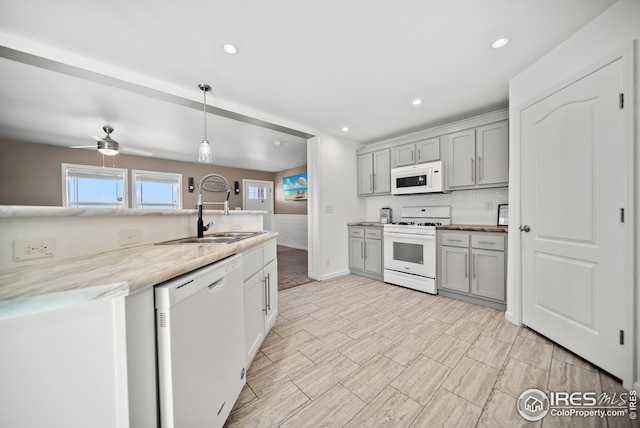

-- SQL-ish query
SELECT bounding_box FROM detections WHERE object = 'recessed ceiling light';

[341,126,349,132]
[491,38,510,49]
[222,43,239,55]
[412,99,423,106]
[273,140,282,146]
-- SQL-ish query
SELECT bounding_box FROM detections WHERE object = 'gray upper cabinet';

[476,121,509,186]
[358,149,391,196]
[444,120,508,190]
[391,137,441,168]
[416,137,441,163]
[444,129,476,188]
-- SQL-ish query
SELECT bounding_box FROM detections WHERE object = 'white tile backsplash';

[361,188,508,224]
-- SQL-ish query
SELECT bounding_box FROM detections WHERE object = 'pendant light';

[198,83,213,163]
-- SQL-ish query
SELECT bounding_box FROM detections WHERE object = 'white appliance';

[391,161,444,195]
[155,254,245,428]
[384,206,451,294]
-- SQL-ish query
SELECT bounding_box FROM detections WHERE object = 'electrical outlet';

[14,238,56,261]
[485,201,494,211]
[230,223,242,230]
[119,229,141,246]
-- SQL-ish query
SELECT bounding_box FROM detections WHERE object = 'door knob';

[519,225,531,232]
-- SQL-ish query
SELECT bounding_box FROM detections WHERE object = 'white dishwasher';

[155,254,245,428]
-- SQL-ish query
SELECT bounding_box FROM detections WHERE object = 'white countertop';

[0,231,277,320]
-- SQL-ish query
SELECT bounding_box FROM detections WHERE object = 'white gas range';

[383,206,451,294]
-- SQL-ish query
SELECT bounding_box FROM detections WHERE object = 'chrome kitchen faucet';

[197,173,231,238]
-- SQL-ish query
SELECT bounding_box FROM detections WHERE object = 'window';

[132,170,182,210]
[62,163,128,208]
[248,185,268,200]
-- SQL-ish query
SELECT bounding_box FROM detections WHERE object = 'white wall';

[308,134,364,280]
[272,214,308,249]
[508,0,639,388]
[0,208,263,269]
[360,187,508,224]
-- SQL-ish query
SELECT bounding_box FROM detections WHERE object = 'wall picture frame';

[497,204,508,226]
[283,173,308,201]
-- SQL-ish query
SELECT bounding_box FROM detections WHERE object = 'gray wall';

[0,140,299,212]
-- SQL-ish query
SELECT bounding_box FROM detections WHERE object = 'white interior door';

[520,56,629,379]
[243,180,274,230]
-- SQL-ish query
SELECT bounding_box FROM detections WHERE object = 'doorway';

[519,53,633,382]
[242,179,274,231]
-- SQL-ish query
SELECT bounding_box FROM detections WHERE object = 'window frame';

[131,169,183,210]
[61,163,129,209]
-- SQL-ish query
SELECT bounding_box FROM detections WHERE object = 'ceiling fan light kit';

[198,83,213,163]
[97,125,119,155]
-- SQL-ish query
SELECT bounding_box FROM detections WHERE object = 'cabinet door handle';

[478,156,483,181]
[369,174,373,191]
[364,242,367,260]
[262,277,268,313]
[361,241,364,259]
[373,173,376,191]
[473,254,477,279]
[411,150,414,162]
[266,273,271,311]
[471,157,475,180]
[478,241,495,245]
[418,148,421,161]
[464,253,468,278]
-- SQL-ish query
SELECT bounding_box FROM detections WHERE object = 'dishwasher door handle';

[208,278,223,291]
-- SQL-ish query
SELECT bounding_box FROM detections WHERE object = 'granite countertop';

[347,221,386,227]
[0,231,277,319]
[438,224,508,233]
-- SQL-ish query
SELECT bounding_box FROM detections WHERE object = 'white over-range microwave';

[391,161,444,195]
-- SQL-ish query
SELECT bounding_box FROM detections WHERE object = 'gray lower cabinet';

[437,230,507,310]
[348,226,383,281]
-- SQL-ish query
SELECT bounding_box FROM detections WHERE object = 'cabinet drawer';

[471,234,504,251]
[441,233,469,248]
[349,227,365,238]
[263,239,277,264]
[243,246,263,281]
[364,228,382,239]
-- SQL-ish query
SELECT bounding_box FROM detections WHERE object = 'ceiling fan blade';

[69,145,96,149]
[122,148,154,156]
[90,134,106,142]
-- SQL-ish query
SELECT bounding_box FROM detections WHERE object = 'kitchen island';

[0,205,277,428]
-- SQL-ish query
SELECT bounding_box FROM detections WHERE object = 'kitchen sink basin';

[157,231,264,245]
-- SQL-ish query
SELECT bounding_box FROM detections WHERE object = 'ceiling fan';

[69,125,153,156]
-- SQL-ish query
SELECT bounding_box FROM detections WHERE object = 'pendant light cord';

[203,88,207,140]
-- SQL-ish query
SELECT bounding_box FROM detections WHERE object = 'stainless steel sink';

[157,231,264,245]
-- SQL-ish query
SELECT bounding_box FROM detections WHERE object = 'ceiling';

[0,0,617,172]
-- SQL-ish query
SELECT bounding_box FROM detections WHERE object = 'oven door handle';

[383,232,435,240]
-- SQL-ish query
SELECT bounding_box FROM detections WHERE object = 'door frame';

[242,179,274,229]
[510,44,635,387]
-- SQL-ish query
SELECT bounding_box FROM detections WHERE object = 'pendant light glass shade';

[199,138,212,163]
[198,83,213,163]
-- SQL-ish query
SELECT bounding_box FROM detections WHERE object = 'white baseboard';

[277,243,308,251]
[318,268,350,281]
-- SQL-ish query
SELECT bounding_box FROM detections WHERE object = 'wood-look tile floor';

[225,275,633,428]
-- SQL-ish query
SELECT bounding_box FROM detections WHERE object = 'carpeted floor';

[277,245,316,291]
